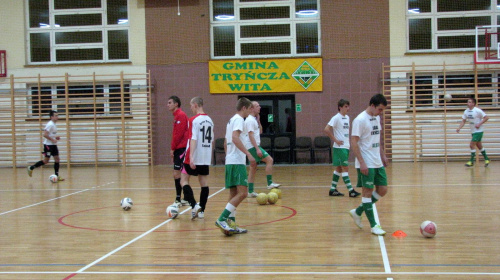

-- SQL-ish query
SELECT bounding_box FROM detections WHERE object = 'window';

[210,0,320,59]
[29,83,131,117]
[27,0,129,64]
[407,0,497,52]
[409,73,498,107]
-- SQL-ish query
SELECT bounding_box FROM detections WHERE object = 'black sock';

[175,178,182,201]
[200,186,209,211]
[182,185,196,208]
[54,162,59,176]
[33,160,45,169]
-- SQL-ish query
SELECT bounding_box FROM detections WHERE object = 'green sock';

[363,202,377,228]
[248,183,254,193]
[331,172,340,190]
[355,203,364,216]
[228,217,235,222]
[342,173,353,191]
[266,175,272,185]
[481,150,489,160]
[218,209,231,221]
[470,152,476,162]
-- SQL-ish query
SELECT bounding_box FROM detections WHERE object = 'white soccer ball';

[120,197,133,211]
[443,94,452,102]
[420,220,437,238]
[49,174,58,183]
[166,204,179,219]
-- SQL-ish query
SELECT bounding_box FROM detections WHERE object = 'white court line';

[1,271,500,276]
[0,182,114,216]
[74,187,227,274]
[373,204,392,280]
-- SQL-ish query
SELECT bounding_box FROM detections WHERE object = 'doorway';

[240,94,295,163]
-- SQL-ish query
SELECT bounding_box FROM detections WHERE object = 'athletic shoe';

[227,219,247,234]
[267,182,281,189]
[191,204,202,220]
[465,161,474,167]
[181,199,189,206]
[198,211,204,219]
[349,209,363,229]
[215,220,236,236]
[174,200,182,208]
[27,166,33,177]
[247,192,258,198]
[57,176,65,181]
[485,160,490,167]
[329,189,344,196]
[349,190,361,198]
[371,224,386,236]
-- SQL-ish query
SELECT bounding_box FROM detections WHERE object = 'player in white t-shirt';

[27,110,64,181]
[456,97,490,167]
[215,98,256,235]
[244,101,280,198]
[349,94,389,236]
[180,97,214,220]
[324,99,360,198]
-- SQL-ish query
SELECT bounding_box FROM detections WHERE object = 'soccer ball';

[420,220,437,238]
[256,193,268,205]
[268,192,279,204]
[270,188,282,199]
[49,174,58,183]
[120,197,133,211]
[166,204,179,219]
[443,94,452,102]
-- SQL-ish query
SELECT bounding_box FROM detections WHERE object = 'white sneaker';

[371,225,386,236]
[349,209,363,229]
[198,211,204,219]
[174,200,182,208]
[215,220,236,236]
[191,204,202,220]
[267,182,281,189]
[247,192,258,198]
[181,199,189,206]
[227,219,247,234]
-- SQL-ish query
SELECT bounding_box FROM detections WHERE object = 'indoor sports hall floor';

[0,162,499,279]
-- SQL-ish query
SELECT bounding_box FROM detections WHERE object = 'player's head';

[167,96,181,112]
[338,99,350,113]
[49,110,58,121]
[190,97,204,114]
[467,96,476,109]
[368,94,387,116]
[251,101,261,115]
[236,97,253,117]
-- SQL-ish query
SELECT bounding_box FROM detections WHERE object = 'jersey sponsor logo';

[372,143,379,148]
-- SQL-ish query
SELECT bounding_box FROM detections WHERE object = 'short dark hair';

[369,94,387,107]
[49,110,58,117]
[236,97,252,111]
[468,96,476,104]
[338,99,350,111]
[168,95,181,107]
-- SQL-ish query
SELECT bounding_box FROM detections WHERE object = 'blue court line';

[1,263,499,268]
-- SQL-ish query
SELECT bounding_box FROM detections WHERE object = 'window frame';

[210,0,321,59]
[29,83,131,118]
[26,0,130,65]
[406,0,500,52]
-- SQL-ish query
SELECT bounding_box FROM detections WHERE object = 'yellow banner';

[209,58,322,94]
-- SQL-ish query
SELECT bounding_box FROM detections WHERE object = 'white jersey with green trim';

[351,111,382,168]
[327,113,350,149]
[225,114,247,165]
[462,107,486,134]
[243,115,260,150]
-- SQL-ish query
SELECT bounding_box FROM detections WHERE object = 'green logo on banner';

[292,61,320,90]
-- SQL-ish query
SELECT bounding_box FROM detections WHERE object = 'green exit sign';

[268,114,273,122]
[296,104,302,112]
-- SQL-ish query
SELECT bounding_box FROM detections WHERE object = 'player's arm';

[248,131,263,157]
[256,113,263,134]
[189,138,197,169]
[456,119,466,133]
[477,115,489,128]
[224,138,227,154]
[380,136,389,167]
[232,130,256,166]
[324,124,342,146]
[43,129,57,143]
[351,135,368,175]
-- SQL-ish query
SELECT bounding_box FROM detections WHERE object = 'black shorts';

[173,148,186,170]
[43,145,59,157]
[182,163,210,176]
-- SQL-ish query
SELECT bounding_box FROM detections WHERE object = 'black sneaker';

[349,190,361,197]
[329,189,344,196]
